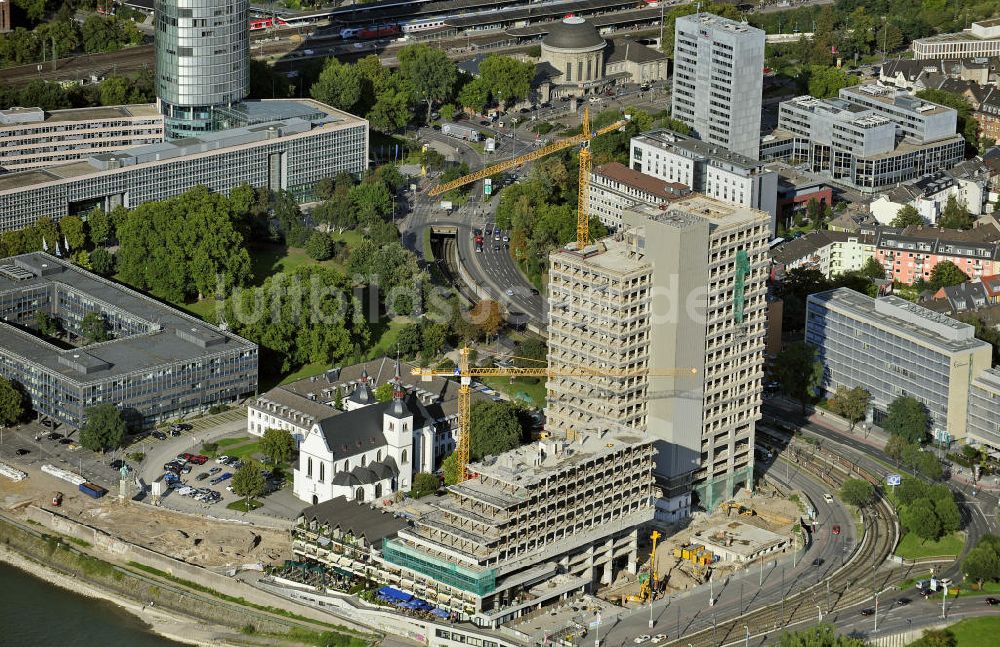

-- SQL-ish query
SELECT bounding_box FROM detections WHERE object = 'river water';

[0,562,184,647]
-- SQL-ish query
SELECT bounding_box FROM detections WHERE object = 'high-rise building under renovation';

[671,13,765,159]
[547,195,769,520]
[154,0,250,138]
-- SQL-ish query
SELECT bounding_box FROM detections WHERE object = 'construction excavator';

[426,105,629,250]
[412,348,696,482]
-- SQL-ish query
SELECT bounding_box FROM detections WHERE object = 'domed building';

[541,16,607,90]
[534,16,668,102]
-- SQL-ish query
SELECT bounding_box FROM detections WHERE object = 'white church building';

[249,357,483,506]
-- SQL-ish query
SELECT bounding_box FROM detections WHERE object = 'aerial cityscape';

[1,0,1000,646]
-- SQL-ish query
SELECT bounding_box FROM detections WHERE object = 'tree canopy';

[774,342,824,412]
[232,459,266,503]
[826,386,870,431]
[79,404,126,452]
[411,472,440,498]
[117,186,252,302]
[775,624,867,647]
[936,195,974,230]
[890,205,925,228]
[469,400,524,461]
[839,478,874,507]
[261,428,295,466]
[397,44,457,124]
[963,534,1000,586]
[927,260,969,291]
[475,55,535,109]
[883,396,929,444]
[0,377,27,427]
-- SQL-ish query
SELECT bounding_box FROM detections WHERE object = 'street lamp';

[744,624,750,647]
[816,604,822,623]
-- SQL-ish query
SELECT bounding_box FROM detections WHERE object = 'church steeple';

[389,359,406,417]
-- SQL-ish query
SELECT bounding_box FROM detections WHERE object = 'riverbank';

[0,544,224,647]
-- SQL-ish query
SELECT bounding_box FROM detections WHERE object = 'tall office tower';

[154,0,250,138]
[547,195,769,521]
[671,13,765,160]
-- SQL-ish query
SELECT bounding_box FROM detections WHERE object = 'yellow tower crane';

[427,106,629,249]
[412,348,697,482]
[649,530,661,593]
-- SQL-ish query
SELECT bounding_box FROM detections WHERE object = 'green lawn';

[227,499,263,512]
[946,616,1000,645]
[895,531,965,560]
[481,375,547,408]
[214,436,263,460]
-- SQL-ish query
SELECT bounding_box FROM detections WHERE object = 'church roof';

[314,391,445,458]
[299,496,409,549]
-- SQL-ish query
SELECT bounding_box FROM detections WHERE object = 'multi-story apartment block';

[763,87,965,192]
[912,18,1000,60]
[588,161,690,230]
[630,130,778,231]
[546,195,769,518]
[0,98,368,232]
[806,288,992,444]
[671,13,765,159]
[968,367,1000,452]
[0,253,257,429]
[293,429,656,627]
[874,224,1000,284]
[770,230,877,279]
[0,105,164,172]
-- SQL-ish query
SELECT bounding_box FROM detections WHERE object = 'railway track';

[664,438,898,646]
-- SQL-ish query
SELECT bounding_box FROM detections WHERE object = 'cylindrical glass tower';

[154,0,249,138]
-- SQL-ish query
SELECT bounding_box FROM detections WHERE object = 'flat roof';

[0,99,364,193]
[632,129,763,170]
[808,287,991,354]
[840,85,952,116]
[0,104,161,127]
[550,235,650,275]
[0,253,256,383]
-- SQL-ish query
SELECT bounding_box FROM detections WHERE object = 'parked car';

[811,558,824,566]
[195,472,210,481]
[896,597,911,606]
[152,431,167,440]
[175,486,195,497]
[47,432,64,440]
[170,428,181,437]
[210,472,232,485]
[163,462,182,474]
[860,608,875,616]
[180,464,192,474]
[208,467,222,475]
[15,448,29,456]
[215,455,230,464]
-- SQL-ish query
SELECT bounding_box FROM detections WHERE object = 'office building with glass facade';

[0,253,257,429]
[806,288,992,444]
[154,0,250,138]
[968,367,1000,454]
[0,99,368,232]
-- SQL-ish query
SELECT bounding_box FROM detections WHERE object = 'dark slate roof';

[605,39,666,65]
[542,16,604,50]
[315,391,447,458]
[299,496,409,549]
[941,280,989,312]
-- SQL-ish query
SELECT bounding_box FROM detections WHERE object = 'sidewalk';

[769,398,1000,493]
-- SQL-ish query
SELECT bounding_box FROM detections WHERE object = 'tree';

[934,495,961,534]
[805,65,860,99]
[411,472,440,498]
[99,75,130,106]
[839,478,875,508]
[397,44,457,124]
[333,386,343,410]
[348,180,393,224]
[895,477,927,506]
[441,451,461,485]
[81,311,109,343]
[232,459,266,508]
[260,428,295,466]
[89,247,115,276]
[963,535,1000,587]
[776,624,867,647]
[928,260,970,291]
[938,195,974,230]
[0,377,26,426]
[310,58,364,112]
[35,310,57,337]
[469,400,523,461]
[902,498,942,542]
[458,77,490,113]
[469,299,503,341]
[374,382,394,402]
[890,204,925,228]
[860,256,885,280]
[79,404,126,452]
[909,629,957,647]
[57,215,86,252]
[826,386,870,431]
[774,342,824,413]
[478,55,535,109]
[305,232,334,261]
[883,396,929,444]
[86,207,113,246]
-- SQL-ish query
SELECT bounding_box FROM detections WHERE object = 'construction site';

[601,486,801,606]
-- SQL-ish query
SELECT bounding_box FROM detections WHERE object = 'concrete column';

[601,560,613,586]
[421,427,434,472]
